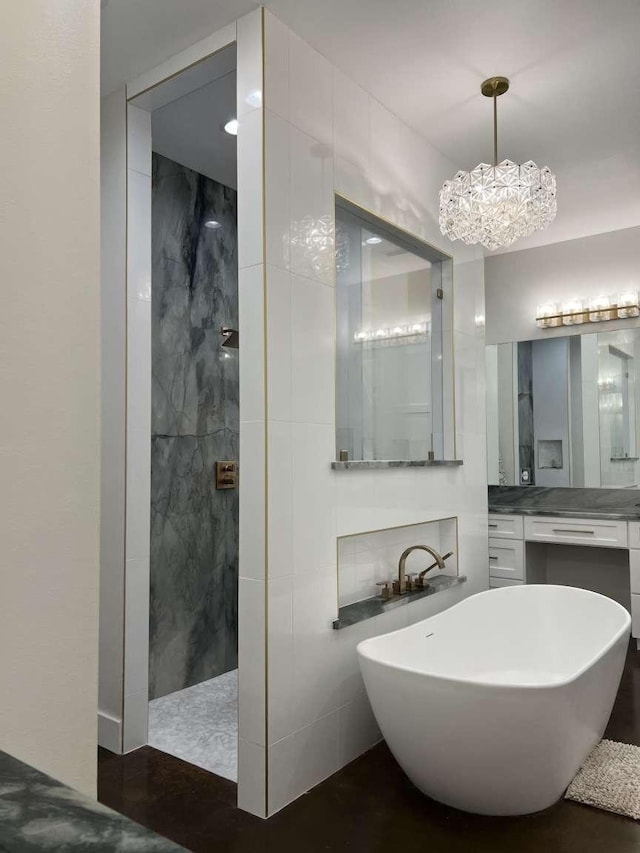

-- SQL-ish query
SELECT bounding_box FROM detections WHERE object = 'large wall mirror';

[487,329,640,488]
[335,196,454,463]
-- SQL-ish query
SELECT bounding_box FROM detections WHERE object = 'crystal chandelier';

[439,76,556,251]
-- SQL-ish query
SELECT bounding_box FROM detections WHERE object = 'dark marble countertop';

[489,485,640,521]
[333,574,466,629]
[0,750,185,852]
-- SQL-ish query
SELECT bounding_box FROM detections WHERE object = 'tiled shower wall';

[259,11,488,815]
[149,153,238,699]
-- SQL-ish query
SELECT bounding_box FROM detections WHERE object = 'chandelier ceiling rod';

[481,76,509,167]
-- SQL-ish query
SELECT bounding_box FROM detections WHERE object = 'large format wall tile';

[150,153,238,700]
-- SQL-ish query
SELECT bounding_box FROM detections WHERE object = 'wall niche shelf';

[334,516,460,630]
[333,574,466,630]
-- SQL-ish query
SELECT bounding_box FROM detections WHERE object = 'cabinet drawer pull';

[488,523,498,528]
[489,556,498,561]
[552,528,594,535]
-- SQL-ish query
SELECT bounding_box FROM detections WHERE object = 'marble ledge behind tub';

[331,459,464,470]
[333,574,467,630]
[489,485,640,521]
[0,750,185,851]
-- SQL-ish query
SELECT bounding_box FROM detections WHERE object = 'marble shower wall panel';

[150,152,239,700]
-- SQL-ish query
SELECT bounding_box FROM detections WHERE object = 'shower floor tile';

[147,669,237,781]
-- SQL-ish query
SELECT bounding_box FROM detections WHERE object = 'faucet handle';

[405,572,418,591]
[376,580,393,600]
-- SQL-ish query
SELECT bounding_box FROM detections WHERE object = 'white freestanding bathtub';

[357,585,630,815]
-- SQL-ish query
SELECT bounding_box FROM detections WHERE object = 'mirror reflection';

[335,198,453,462]
[487,329,640,488]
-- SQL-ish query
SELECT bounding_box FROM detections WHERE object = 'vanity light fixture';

[439,76,557,251]
[223,118,238,136]
[353,322,428,343]
[536,291,639,328]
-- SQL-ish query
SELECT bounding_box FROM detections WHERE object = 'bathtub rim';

[357,585,631,691]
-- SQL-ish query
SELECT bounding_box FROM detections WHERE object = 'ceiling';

[101,0,640,254]
[151,72,237,189]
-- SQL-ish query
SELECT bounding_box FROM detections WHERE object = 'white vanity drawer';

[523,516,628,549]
[488,514,524,540]
[488,538,524,581]
[632,594,640,638]
[631,550,640,594]
[629,522,640,550]
[489,577,523,589]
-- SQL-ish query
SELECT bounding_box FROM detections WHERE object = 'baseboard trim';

[98,710,122,754]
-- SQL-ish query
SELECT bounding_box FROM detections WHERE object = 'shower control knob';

[216,460,238,490]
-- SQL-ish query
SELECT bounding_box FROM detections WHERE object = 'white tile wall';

[291,275,335,422]
[262,10,488,816]
[265,113,291,271]
[288,33,333,146]
[238,577,266,746]
[236,7,268,819]
[236,10,263,117]
[122,104,152,751]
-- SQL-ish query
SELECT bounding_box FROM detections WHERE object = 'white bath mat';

[565,739,640,820]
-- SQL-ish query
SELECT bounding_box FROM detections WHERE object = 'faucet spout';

[396,545,446,594]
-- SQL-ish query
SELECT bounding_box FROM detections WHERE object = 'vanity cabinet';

[523,516,628,549]
[487,515,524,540]
[630,539,640,640]
[488,512,640,647]
[488,538,524,582]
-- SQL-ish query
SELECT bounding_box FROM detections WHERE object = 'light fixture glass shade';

[439,159,557,251]
[589,295,611,322]
[536,303,560,328]
[617,291,640,319]
[561,298,585,325]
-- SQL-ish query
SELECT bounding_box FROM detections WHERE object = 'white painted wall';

[485,226,640,346]
[0,0,100,795]
[261,10,488,815]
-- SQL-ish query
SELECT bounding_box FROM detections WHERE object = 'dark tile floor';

[98,640,640,853]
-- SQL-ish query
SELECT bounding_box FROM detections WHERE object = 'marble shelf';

[331,459,463,470]
[332,574,466,630]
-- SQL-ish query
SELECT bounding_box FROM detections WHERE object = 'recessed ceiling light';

[365,236,382,245]
[223,118,238,136]
[204,220,221,230]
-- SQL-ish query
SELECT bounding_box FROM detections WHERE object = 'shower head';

[221,326,239,349]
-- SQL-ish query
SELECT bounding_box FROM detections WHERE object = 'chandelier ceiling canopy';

[439,76,557,252]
